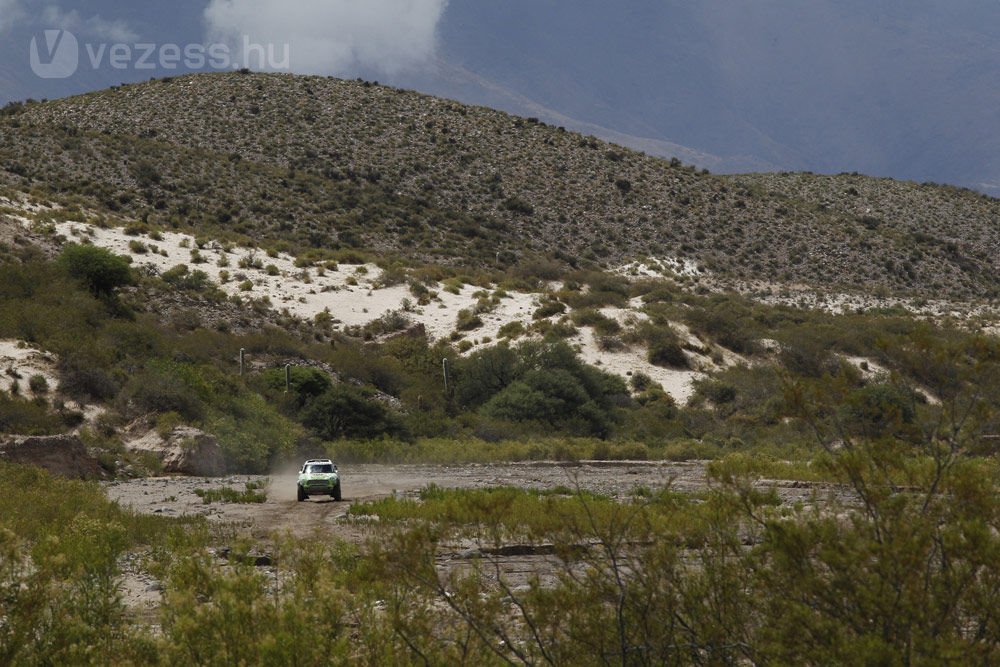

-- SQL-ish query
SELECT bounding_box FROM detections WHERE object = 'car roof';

[304,459,334,464]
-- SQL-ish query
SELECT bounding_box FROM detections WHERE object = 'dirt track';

[106,460,841,541]
[105,461,713,539]
[108,461,843,615]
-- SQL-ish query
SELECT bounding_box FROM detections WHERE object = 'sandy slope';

[0,340,59,398]
[47,220,710,402]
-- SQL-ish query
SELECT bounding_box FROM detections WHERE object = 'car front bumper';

[300,477,339,495]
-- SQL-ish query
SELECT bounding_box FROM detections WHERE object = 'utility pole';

[285,364,292,393]
[442,358,450,394]
[239,348,246,377]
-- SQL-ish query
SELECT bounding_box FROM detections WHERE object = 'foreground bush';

[145,443,1000,665]
[0,463,201,665]
[4,402,1000,665]
[349,446,1000,664]
[159,542,352,665]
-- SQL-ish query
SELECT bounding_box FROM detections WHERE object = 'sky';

[204,0,447,75]
[0,0,449,75]
[1,1,999,195]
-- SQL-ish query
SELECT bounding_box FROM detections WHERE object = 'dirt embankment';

[1,435,107,480]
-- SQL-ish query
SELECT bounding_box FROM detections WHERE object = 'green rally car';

[297,458,342,502]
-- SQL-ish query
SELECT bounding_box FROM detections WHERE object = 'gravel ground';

[104,461,711,532]
[106,461,845,615]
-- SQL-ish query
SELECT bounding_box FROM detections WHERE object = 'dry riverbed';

[105,460,846,538]
[105,461,711,536]
[106,461,843,617]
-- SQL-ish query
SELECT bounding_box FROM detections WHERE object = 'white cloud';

[0,0,25,32]
[204,0,448,75]
[40,6,138,42]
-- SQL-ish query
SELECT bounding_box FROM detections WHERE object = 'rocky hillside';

[0,72,998,300]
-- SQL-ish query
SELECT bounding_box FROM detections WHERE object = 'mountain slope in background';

[2,1,1000,194]
[1,73,998,300]
[421,0,1000,193]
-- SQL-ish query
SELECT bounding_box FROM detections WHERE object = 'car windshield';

[307,464,333,474]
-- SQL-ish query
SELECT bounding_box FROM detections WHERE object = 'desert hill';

[2,67,1000,666]
[1,72,998,300]
[1,72,999,478]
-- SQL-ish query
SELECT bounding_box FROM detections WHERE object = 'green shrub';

[597,335,626,352]
[57,244,134,296]
[640,285,677,304]
[642,325,688,369]
[498,321,526,339]
[238,254,264,270]
[629,372,653,392]
[360,310,410,339]
[28,374,49,394]
[131,160,161,187]
[698,380,738,404]
[684,300,759,355]
[510,256,565,282]
[453,344,519,408]
[194,481,267,504]
[563,290,628,310]
[58,355,119,402]
[301,384,401,441]
[0,460,200,544]
[0,393,63,434]
[161,264,212,292]
[158,538,351,665]
[571,308,621,335]
[118,362,207,421]
[456,309,483,331]
[502,196,534,215]
[584,272,630,297]
[459,340,626,437]
[482,370,586,422]
[779,329,840,378]
[258,366,331,408]
[841,383,916,438]
[533,299,566,320]
[547,319,579,339]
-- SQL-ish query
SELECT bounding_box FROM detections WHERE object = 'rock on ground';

[126,424,226,477]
